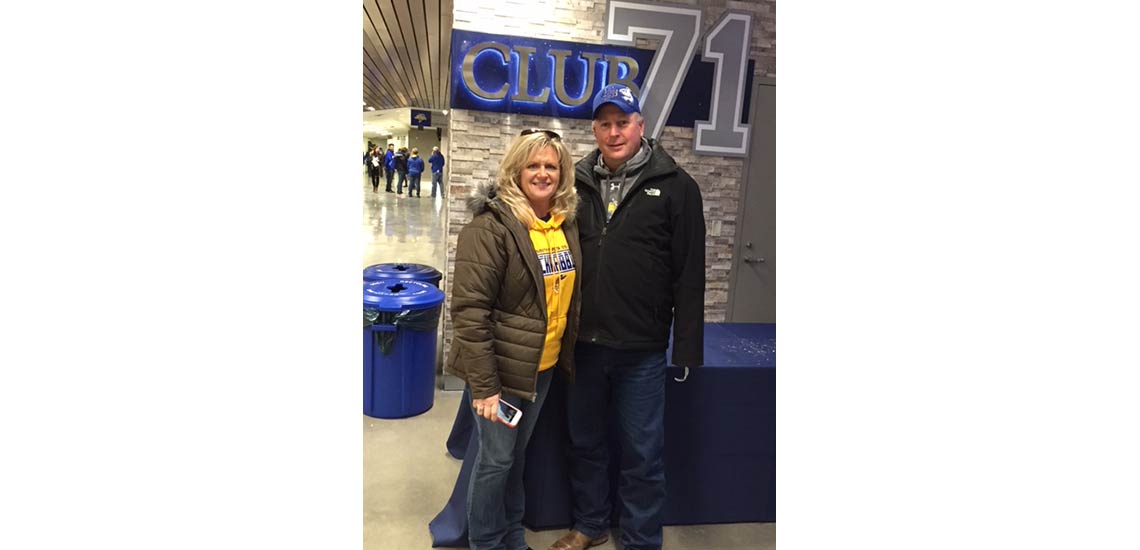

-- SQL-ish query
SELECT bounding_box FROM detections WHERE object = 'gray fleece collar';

[593,137,652,178]
[592,138,652,219]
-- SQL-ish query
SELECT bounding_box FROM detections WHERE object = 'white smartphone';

[497,399,522,428]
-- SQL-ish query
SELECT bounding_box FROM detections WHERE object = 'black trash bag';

[363,305,442,355]
[363,307,382,327]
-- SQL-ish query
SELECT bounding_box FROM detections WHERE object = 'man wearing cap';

[428,146,446,197]
[550,84,705,550]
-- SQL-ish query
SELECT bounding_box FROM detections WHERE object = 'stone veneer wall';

[441,0,775,361]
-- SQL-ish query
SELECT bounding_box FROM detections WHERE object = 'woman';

[368,146,383,192]
[446,129,580,550]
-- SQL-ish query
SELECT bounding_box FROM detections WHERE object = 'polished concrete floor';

[361,173,448,270]
[362,174,775,549]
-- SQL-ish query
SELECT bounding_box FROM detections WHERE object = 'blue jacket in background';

[429,151,445,173]
[384,150,395,171]
[408,156,425,175]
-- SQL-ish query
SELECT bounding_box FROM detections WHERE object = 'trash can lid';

[363,263,442,281]
[363,279,445,311]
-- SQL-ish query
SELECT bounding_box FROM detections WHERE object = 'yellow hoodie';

[529,213,577,371]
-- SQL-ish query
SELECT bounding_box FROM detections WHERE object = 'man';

[394,146,409,194]
[428,146,446,197]
[383,143,396,192]
[550,84,705,550]
[406,147,424,197]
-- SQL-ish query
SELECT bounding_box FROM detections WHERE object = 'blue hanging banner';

[410,109,432,128]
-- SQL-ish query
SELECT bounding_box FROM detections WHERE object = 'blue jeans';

[431,171,444,196]
[408,173,422,196]
[467,369,553,550]
[567,343,666,550]
[396,170,407,193]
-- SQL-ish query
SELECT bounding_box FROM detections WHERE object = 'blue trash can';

[363,279,446,418]
[363,263,442,288]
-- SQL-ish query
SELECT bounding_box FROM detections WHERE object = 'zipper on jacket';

[530,222,554,403]
[591,192,605,343]
[576,178,607,344]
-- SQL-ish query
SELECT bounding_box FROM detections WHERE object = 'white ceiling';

[362,107,450,139]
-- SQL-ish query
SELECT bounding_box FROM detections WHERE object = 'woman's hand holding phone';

[472,394,501,423]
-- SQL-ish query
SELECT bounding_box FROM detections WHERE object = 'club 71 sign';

[448,1,756,156]
[604,1,753,156]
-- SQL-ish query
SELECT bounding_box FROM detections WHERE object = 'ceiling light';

[442,110,449,115]
[367,106,376,111]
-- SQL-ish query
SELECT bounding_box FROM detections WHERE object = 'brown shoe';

[548,529,608,550]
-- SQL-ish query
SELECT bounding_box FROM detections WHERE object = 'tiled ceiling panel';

[363,0,453,112]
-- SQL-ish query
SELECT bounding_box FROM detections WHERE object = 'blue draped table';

[429,323,775,547]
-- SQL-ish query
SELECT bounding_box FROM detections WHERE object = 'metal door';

[727,78,775,322]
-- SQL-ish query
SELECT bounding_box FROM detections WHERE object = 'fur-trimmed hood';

[466,179,504,216]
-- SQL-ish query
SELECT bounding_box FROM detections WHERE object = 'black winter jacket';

[573,140,705,368]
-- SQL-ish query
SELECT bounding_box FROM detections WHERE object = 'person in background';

[368,146,383,192]
[384,143,396,193]
[447,128,581,550]
[429,146,446,198]
[407,147,425,198]
[548,84,706,550]
[394,146,409,195]
[363,141,374,174]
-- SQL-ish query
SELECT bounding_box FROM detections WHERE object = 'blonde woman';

[446,129,580,550]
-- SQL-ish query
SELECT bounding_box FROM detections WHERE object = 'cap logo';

[599,86,634,104]
[592,83,641,117]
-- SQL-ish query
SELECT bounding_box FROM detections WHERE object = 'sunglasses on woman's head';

[519,128,561,140]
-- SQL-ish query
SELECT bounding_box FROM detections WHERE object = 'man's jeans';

[566,343,667,550]
[408,173,422,196]
[384,166,394,191]
[396,170,407,193]
[431,171,444,197]
[467,369,553,550]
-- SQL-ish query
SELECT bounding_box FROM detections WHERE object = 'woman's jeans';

[408,173,422,196]
[466,369,553,550]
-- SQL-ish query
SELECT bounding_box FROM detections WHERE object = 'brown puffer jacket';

[444,183,581,402]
